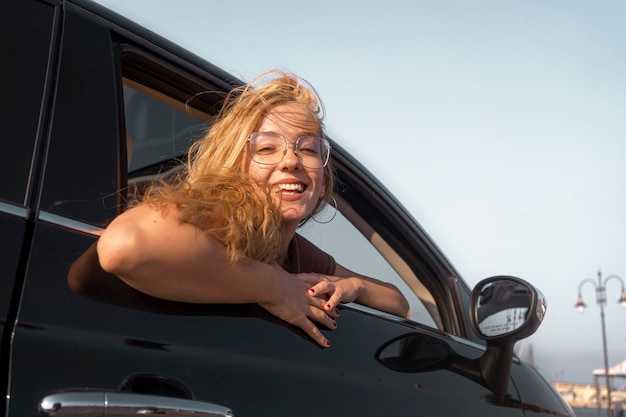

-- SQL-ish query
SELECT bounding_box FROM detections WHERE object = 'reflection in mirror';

[476,280,533,337]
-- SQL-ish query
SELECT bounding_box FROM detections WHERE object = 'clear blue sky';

[93,0,626,384]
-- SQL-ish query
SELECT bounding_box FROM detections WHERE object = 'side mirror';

[469,276,547,396]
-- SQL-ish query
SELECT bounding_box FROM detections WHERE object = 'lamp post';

[575,270,626,417]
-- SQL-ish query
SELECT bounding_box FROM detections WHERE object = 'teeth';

[277,183,304,193]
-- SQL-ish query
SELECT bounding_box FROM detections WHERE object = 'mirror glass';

[475,279,533,337]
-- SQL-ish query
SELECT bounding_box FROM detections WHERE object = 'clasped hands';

[258,265,362,348]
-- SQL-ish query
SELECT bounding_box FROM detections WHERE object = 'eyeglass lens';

[249,132,329,168]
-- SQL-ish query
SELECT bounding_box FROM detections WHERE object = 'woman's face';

[246,104,325,228]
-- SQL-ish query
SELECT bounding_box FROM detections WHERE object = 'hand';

[258,264,339,348]
[298,274,362,314]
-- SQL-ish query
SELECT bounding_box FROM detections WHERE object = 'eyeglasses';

[248,132,331,169]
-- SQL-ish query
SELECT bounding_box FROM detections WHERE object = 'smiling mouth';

[275,183,305,194]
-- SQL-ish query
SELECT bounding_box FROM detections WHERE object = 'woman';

[93,70,409,348]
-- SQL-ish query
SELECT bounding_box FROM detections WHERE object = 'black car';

[1,0,575,416]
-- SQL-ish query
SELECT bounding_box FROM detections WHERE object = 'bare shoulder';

[110,203,177,228]
[99,203,178,252]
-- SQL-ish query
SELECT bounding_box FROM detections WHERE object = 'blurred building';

[553,359,626,411]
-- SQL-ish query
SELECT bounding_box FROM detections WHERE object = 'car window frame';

[112,43,474,341]
[63,7,474,346]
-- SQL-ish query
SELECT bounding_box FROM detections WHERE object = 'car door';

[5,2,573,417]
[0,1,57,415]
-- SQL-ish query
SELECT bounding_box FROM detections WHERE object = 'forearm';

[334,264,410,319]
[353,278,410,319]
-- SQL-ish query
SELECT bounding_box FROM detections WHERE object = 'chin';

[280,207,309,224]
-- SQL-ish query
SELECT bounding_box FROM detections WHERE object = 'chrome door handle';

[39,391,234,416]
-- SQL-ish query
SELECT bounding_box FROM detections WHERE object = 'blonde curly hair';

[142,70,335,263]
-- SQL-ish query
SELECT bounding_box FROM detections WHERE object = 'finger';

[308,281,333,297]
[298,318,332,348]
[324,291,344,312]
[275,307,331,348]
[308,296,340,318]
[308,305,338,331]
[326,307,341,319]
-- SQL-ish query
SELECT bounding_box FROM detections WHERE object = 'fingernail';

[334,308,340,316]
[326,303,332,310]
[325,340,331,347]
[332,320,337,328]
[309,288,315,294]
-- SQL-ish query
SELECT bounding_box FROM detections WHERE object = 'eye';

[255,143,280,155]
[251,133,282,155]
[297,137,322,156]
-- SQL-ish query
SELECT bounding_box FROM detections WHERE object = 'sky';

[92,0,626,384]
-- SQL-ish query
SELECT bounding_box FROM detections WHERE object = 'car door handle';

[39,391,234,416]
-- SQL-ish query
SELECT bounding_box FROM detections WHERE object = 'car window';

[298,206,441,329]
[124,81,207,174]
[118,55,443,331]
[119,48,227,201]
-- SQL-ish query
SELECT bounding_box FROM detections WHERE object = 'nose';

[279,142,301,170]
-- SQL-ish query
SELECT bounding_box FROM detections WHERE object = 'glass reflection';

[476,280,532,337]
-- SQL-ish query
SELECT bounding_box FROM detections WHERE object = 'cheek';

[246,162,271,183]
[312,171,325,198]
[241,146,263,179]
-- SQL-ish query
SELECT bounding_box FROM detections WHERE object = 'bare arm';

[92,204,336,347]
[301,263,410,319]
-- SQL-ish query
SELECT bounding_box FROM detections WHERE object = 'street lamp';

[575,270,626,417]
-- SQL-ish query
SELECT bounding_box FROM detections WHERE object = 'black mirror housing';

[469,276,547,396]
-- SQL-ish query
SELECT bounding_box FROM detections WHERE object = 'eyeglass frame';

[247,132,332,169]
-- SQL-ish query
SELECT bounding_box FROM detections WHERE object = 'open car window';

[124,80,207,174]
[119,46,227,201]
[298,202,442,329]
[118,48,446,332]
